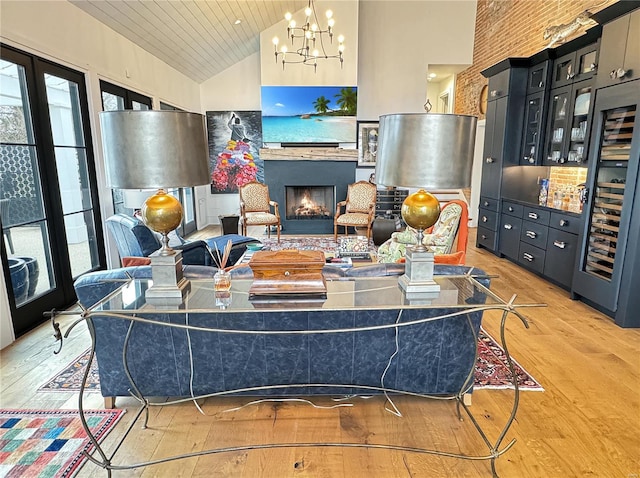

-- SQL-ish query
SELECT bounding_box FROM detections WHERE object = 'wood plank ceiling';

[69,0,307,83]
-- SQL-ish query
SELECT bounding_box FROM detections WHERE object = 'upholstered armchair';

[377,200,469,265]
[334,181,377,241]
[105,214,259,267]
[239,181,280,242]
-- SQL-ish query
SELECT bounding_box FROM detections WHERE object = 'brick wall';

[455,0,617,117]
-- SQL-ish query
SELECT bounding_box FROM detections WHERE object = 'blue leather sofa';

[74,264,489,407]
[105,214,259,267]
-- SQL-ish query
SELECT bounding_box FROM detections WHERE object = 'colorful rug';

[38,329,542,393]
[259,235,377,253]
[0,408,125,478]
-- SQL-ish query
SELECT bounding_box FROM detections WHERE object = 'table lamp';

[375,113,477,296]
[100,110,210,304]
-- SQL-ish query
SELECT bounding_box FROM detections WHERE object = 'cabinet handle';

[610,68,627,79]
[553,240,566,249]
[486,157,495,164]
[528,212,539,219]
[504,224,513,230]
[483,201,489,207]
[523,252,534,262]
[526,231,537,239]
[508,206,514,212]
[538,81,544,88]
[482,216,488,223]
[481,234,487,240]
[559,219,568,227]
[490,90,498,98]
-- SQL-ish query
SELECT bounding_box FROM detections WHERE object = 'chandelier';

[272,0,344,72]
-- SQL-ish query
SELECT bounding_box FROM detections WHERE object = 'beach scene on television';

[261,86,357,144]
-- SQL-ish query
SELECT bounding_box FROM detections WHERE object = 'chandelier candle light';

[100,110,210,305]
[272,0,344,72]
[375,113,477,298]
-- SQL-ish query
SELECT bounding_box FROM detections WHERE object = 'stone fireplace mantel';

[260,147,358,161]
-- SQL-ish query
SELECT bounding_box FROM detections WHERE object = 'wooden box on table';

[248,250,327,298]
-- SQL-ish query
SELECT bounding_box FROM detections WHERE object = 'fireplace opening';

[285,186,334,220]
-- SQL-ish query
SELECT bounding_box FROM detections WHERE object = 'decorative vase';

[214,269,231,292]
[8,258,29,304]
[17,256,39,298]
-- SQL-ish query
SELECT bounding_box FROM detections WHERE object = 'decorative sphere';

[401,189,441,230]
[141,191,183,234]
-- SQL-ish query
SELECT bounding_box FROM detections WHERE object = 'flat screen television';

[261,86,357,145]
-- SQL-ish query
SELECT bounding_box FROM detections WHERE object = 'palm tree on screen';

[313,96,331,114]
[335,87,357,115]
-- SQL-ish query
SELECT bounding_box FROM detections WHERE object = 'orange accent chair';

[377,199,469,265]
[334,181,377,241]
[239,181,280,243]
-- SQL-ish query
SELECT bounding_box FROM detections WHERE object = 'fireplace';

[285,186,334,220]
[264,160,356,234]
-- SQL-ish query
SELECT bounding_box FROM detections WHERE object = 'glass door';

[573,80,640,312]
[1,46,105,336]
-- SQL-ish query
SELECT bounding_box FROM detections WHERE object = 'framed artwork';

[357,121,379,166]
[206,111,263,194]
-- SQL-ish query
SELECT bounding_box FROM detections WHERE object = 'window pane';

[54,146,92,215]
[183,188,194,223]
[5,221,55,305]
[45,74,85,148]
[102,91,124,111]
[0,60,35,144]
[132,101,150,110]
[64,210,100,278]
[0,145,45,224]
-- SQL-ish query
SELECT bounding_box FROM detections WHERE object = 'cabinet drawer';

[502,201,523,217]
[518,242,546,274]
[479,196,499,212]
[477,227,497,251]
[522,206,550,225]
[520,220,548,248]
[487,69,511,101]
[479,209,499,231]
[544,228,579,289]
[499,215,522,259]
[549,211,581,235]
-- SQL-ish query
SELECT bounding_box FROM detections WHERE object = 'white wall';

[356,1,476,120]
[0,0,201,347]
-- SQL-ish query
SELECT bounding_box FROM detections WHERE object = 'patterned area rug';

[0,408,124,478]
[38,329,543,393]
[259,235,377,253]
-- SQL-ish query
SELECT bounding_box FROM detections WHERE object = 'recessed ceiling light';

[234,19,242,25]
[428,73,437,79]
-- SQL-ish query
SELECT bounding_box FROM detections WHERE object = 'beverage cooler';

[572,80,640,327]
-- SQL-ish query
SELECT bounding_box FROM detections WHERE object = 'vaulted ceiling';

[70,1,308,83]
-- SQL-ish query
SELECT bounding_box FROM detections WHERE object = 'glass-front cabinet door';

[572,80,640,312]
[544,80,593,166]
[521,92,545,164]
[545,87,571,164]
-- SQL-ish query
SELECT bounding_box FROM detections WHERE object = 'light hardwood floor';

[1,228,639,478]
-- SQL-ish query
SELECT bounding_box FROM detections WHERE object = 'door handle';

[526,231,537,239]
[523,252,534,262]
[553,240,566,249]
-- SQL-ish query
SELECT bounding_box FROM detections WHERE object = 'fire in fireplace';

[285,186,335,220]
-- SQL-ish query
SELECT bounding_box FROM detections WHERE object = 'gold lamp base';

[399,189,441,295]
[140,189,187,302]
[141,189,183,255]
